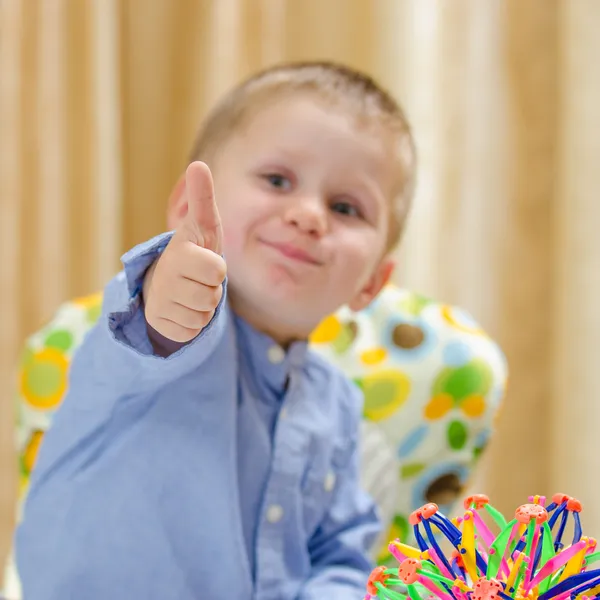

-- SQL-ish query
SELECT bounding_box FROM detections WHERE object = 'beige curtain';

[2,0,600,566]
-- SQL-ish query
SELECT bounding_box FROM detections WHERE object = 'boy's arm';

[21,163,226,483]
[17,230,227,488]
[297,384,381,600]
[16,165,228,597]
[74,230,227,398]
[64,161,226,403]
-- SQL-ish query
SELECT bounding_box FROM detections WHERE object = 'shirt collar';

[232,309,308,396]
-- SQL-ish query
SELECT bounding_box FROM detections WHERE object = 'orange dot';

[23,430,44,474]
[309,315,342,344]
[424,393,453,420]
[72,291,103,309]
[461,394,486,418]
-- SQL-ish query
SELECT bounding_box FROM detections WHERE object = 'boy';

[15,61,416,599]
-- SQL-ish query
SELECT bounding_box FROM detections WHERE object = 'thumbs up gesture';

[143,161,227,344]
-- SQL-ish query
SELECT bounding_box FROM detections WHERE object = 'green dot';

[44,329,74,352]
[432,367,451,397]
[87,303,102,323]
[19,454,30,477]
[448,420,468,450]
[21,345,35,366]
[442,359,493,401]
[401,462,426,479]
[25,361,63,398]
[331,323,356,355]
[473,441,489,460]
[399,293,432,316]
[376,512,411,566]
[364,379,398,410]
[392,513,409,542]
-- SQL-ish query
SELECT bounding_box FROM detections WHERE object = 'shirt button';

[324,471,336,492]
[266,504,284,523]
[267,345,285,364]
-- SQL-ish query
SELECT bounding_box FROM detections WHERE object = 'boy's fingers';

[177,246,227,287]
[151,316,208,344]
[168,274,223,312]
[184,161,222,253]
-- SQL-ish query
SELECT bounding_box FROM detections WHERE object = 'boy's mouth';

[259,239,322,266]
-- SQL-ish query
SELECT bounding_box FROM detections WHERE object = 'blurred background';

[1,0,600,570]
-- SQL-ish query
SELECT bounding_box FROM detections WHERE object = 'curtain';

[2,0,600,564]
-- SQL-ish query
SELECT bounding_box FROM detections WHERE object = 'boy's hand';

[143,161,226,344]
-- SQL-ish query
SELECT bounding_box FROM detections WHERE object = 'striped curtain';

[2,0,600,566]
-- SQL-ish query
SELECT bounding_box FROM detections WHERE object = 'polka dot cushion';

[308,285,507,562]
[13,285,507,567]
[15,293,103,501]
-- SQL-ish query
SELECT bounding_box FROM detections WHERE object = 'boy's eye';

[331,201,361,218]
[264,174,292,191]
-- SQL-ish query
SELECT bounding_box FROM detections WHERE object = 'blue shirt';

[15,233,380,600]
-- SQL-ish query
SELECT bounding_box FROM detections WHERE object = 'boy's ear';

[166,172,188,230]
[348,258,395,312]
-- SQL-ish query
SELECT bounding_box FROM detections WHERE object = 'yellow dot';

[441,305,485,336]
[19,474,30,500]
[20,348,69,411]
[376,519,404,563]
[309,315,342,344]
[363,370,411,421]
[72,291,103,309]
[461,394,486,418]
[360,347,387,365]
[424,393,454,420]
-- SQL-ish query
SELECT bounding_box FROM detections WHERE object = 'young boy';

[15,61,416,599]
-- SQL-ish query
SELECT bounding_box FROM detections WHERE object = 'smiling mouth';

[260,240,322,265]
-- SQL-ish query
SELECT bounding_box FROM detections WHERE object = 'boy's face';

[171,95,398,344]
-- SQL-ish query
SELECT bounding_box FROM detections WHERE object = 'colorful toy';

[366,493,600,600]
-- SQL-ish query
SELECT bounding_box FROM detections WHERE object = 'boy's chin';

[229,275,350,334]
[231,292,331,342]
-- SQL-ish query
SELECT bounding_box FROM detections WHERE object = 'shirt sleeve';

[71,231,228,404]
[15,233,229,600]
[297,382,381,600]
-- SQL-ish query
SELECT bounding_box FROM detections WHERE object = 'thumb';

[184,161,222,253]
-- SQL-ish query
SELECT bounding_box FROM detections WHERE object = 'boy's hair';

[189,61,416,250]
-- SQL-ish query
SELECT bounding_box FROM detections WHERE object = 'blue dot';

[473,428,491,449]
[453,308,479,329]
[443,341,472,367]
[488,384,505,409]
[398,425,428,458]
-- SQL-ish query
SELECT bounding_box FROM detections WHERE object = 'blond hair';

[189,61,416,249]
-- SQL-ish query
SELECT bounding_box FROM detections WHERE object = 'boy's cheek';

[222,226,244,255]
[338,239,377,272]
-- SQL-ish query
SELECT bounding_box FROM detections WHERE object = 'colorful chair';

[3,284,507,598]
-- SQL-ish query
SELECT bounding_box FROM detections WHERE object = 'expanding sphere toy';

[366,493,600,600]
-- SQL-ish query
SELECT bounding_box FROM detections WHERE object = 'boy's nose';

[284,198,327,237]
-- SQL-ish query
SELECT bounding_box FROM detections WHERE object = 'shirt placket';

[253,368,311,599]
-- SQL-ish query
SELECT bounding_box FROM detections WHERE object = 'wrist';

[145,320,190,358]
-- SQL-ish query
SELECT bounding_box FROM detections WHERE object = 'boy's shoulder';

[102,271,130,314]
